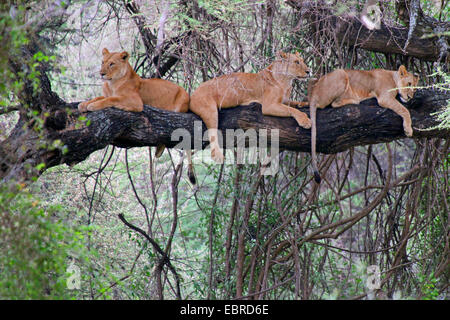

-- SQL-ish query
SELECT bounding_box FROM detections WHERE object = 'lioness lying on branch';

[77,48,419,187]
[78,48,195,183]
[189,51,312,163]
[307,65,419,183]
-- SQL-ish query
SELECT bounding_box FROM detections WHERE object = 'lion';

[78,48,195,183]
[78,48,189,113]
[189,51,312,163]
[308,65,419,183]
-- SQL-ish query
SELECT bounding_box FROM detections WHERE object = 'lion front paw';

[296,116,311,129]
[302,118,312,129]
[293,111,311,129]
[86,102,98,111]
[211,147,224,164]
[78,102,89,112]
[404,125,413,137]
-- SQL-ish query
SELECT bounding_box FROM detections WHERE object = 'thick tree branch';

[287,0,449,63]
[1,88,448,185]
[395,0,449,65]
[117,213,181,299]
[1,43,448,185]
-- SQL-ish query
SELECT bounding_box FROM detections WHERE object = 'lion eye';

[295,61,300,64]
[109,62,114,67]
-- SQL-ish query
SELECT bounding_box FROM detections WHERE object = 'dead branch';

[287,0,449,63]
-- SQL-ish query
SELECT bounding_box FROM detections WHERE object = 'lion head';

[99,48,130,81]
[273,51,311,80]
[395,65,419,103]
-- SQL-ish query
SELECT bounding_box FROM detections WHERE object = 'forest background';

[0,0,449,300]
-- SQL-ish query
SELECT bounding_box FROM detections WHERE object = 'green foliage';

[1,0,448,301]
[0,4,28,106]
[429,68,450,129]
[419,273,440,300]
[0,187,88,299]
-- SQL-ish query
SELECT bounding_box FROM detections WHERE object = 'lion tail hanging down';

[306,78,321,184]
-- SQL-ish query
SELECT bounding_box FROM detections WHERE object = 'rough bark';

[286,0,449,63]
[331,18,443,62]
[1,88,448,185]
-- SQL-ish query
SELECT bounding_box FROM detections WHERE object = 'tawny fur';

[78,48,189,113]
[308,65,419,183]
[189,51,312,163]
[78,48,195,183]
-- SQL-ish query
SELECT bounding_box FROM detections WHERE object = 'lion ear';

[398,65,407,77]
[120,51,129,61]
[102,48,110,56]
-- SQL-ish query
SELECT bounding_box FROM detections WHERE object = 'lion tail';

[310,102,321,184]
[186,150,196,185]
[308,78,321,184]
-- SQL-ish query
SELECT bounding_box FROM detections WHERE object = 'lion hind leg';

[189,96,223,163]
[331,97,360,108]
[328,72,359,108]
[307,70,351,184]
[172,89,190,113]
[296,101,309,107]
[284,100,309,107]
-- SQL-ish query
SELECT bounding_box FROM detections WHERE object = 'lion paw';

[301,118,312,129]
[211,148,224,164]
[86,103,97,111]
[293,112,311,129]
[78,102,88,112]
[404,126,413,137]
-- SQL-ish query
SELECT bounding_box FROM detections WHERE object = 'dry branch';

[287,0,449,63]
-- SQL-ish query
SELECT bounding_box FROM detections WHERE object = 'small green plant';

[0,187,87,299]
[418,273,440,300]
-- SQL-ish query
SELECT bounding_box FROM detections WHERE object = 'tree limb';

[117,213,181,299]
[1,87,448,185]
[287,0,449,62]
[1,43,448,185]
[0,105,20,115]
